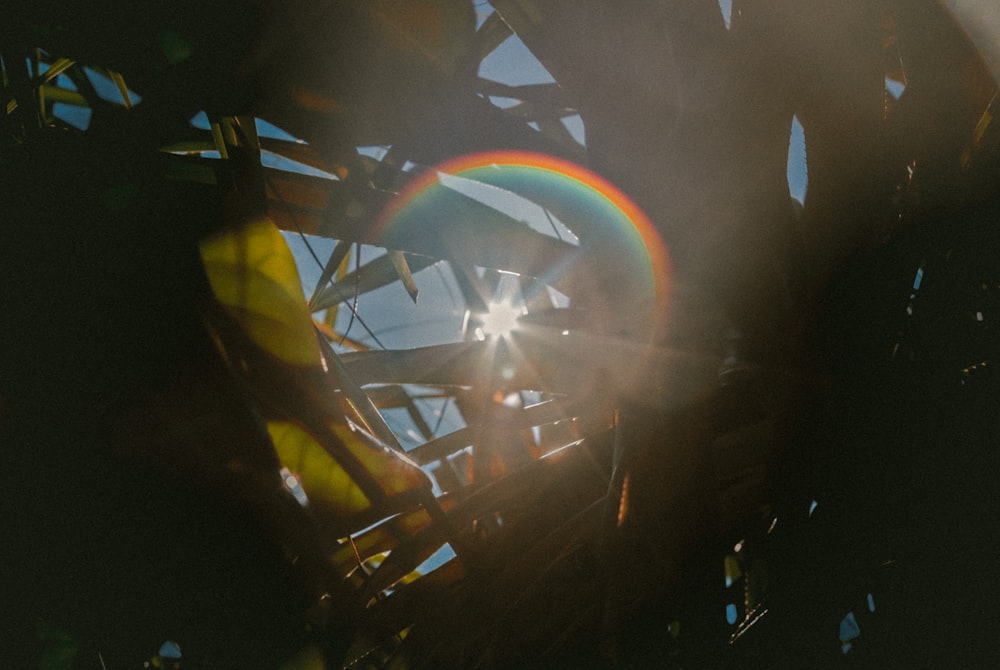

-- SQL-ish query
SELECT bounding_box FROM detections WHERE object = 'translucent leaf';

[268,420,372,516]
[200,219,322,367]
[331,422,431,498]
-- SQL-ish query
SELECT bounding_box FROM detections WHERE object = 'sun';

[476,300,523,340]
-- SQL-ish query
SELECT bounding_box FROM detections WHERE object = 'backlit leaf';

[269,420,371,517]
[200,218,322,367]
[331,422,431,498]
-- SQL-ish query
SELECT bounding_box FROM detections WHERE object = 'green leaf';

[200,218,322,367]
[269,419,372,517]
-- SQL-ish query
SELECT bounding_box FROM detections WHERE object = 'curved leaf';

[269,420,372,517]
[200,218,322,367]
[331,423,430,498]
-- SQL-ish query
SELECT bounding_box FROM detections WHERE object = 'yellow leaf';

[331,423,431,498]
[200,219,321,367]
[269,420,371,516]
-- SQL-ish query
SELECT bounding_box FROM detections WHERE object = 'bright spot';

[280,467,309,506]
[480,301,522,338]
[808,499,818,517]
[726,603,738,625]
[500,392,521,408]
[867,592,876,612]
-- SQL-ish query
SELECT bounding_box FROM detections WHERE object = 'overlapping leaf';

[200,217,322,367]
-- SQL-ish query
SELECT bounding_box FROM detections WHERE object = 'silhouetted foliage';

[2,1,999,668]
